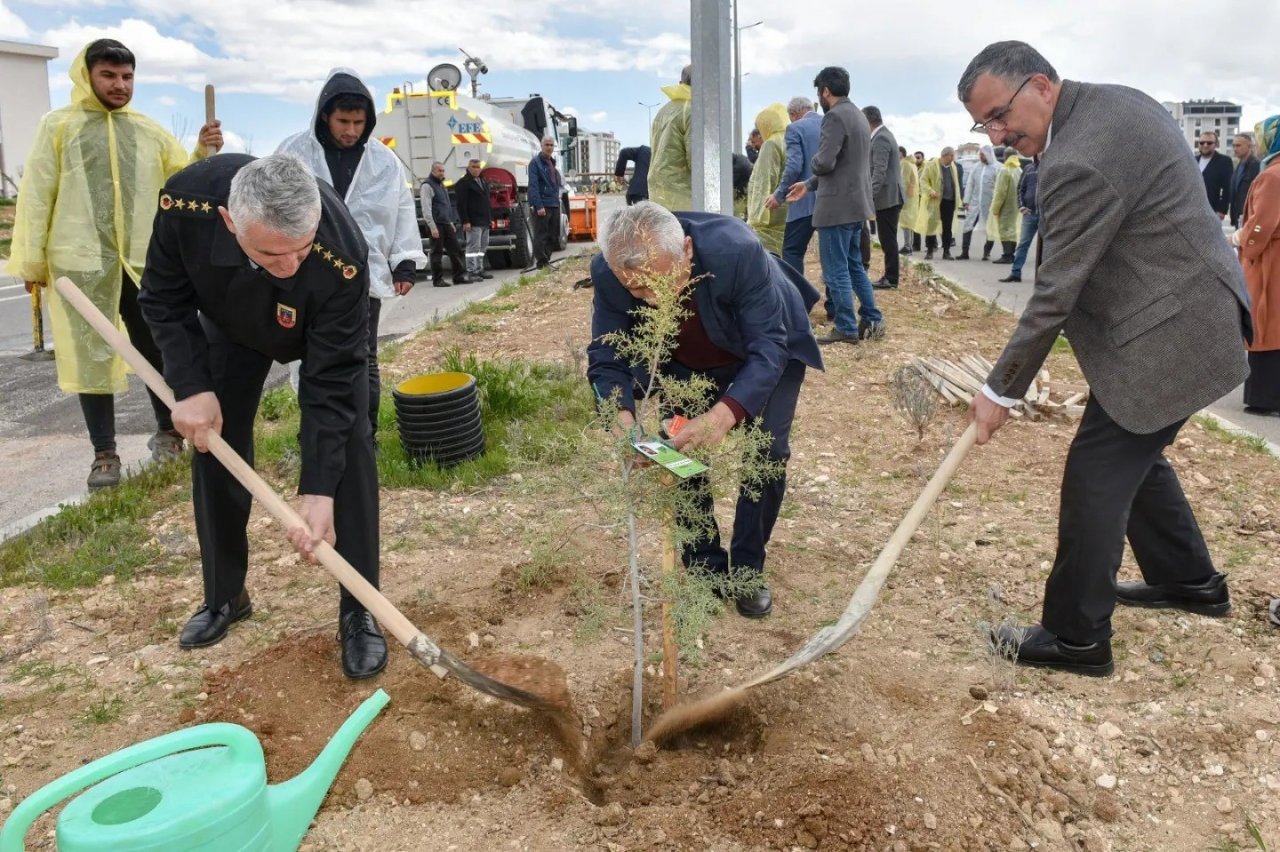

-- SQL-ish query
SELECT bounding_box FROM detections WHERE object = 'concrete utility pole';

[690,0,733,214]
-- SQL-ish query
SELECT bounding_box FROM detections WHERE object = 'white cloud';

[560,105,579,117]
[156,95,176,107]
[0,0,31,37]
[590,111,608,123]
[180,128,248,154]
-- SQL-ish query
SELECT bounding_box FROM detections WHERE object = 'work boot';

[340,611,388,679]
[87,451,122,490]
[817,328,859,346]
[924,248,934,260]
[982,240,993,261]
[959,231,973,260]
[858,319,887,341]
[148,429,184,462]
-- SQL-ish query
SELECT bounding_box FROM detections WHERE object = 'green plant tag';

[632,439,709,479]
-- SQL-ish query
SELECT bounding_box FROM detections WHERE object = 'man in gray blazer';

[786,66,883,344]
[863,106,905,289]
[959,41,1252,676]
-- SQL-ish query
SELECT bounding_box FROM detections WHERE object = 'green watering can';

[0,689,389,852]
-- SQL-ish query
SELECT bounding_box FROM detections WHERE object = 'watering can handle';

[0,723,261,852]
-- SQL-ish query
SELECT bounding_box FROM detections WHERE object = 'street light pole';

[733,8,764,151]
[639,100,660,130]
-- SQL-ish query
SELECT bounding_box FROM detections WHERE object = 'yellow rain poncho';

[913,157,962,237]
[648,83,692,212]
[900,157,920,233]
[988,153,1024,243]
[5,46,199,394]
[746,103,790,254]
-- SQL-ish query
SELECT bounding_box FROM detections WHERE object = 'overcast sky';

[3,0,1278,160]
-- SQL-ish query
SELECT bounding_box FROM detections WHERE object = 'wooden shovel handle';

[204,85,220,155]
[52,277,426,653]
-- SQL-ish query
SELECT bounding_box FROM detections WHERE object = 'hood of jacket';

[313,68,376,148]
[755,103,790,142]
[70,44,131,113]
[661,83,692,103]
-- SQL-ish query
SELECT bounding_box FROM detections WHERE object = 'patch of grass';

[456,319,494,335]
[1194,415,1273,455]
[570,575,612,643]
[1051,334,1073,355]
[0,459,189,590]
[468,300,518,315]
[80,693,124,725]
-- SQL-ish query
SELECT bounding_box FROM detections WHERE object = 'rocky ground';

[2,252,1278,851]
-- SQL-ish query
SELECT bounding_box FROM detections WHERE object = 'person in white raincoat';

[959,144,1000,260]
[277,69,426,437]
[5,38,220,489]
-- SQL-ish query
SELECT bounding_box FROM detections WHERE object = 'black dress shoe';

[479,272,495,279]
[992,256,1014,264]
[735,586,773,618]
[924,249,934,260]
[432,279,451,288]
[180,590,252,649]
[817,329,859,345]
[956,253,970,260]
[942,251,954,260]
[871,278,898,290]
[990,623,1113,677]
[1243,406,1280,417]
[1115,573,1230,616]
[998,274,1022,282]
[340,611,388,679]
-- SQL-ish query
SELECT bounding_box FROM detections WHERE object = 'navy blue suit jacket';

[588,213,823,417]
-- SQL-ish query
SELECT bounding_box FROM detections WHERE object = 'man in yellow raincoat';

[746,103,790,254]
[899,147,920,255]
[5,39,221,489]
[988,146,1024,264]
[648,65,693,212]
[914,147,962,260]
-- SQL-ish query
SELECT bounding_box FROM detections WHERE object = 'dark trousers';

[860,222,872,266]
[672,359,806,578]
[925,199,956,252]
[192,319,379,616]
[875,204,901,284]
[626,194,646,206]
[367,297,382,438]
[430,224,467,283]
[79,276,173,453]
[532,206,559,267]
[781,215,816,282]
[1041,397,1216,643]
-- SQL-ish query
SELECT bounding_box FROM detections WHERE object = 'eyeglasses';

[971,77,1033,134]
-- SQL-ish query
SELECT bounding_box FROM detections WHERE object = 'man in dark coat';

[139,153,388,679]
[454,158,494,280]
[528,136,563,268]
[420,162,472,286]
[587,202,823,618]
[1197,130,1234,219]
[614,145,651,205]
[1229,133,1261,228]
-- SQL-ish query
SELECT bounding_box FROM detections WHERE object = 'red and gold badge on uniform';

[276,303,297,329]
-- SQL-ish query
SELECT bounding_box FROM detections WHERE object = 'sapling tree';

[595,259,784,745]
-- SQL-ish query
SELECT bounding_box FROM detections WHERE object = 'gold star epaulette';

[158,191,218,217]
[310,239,361,281]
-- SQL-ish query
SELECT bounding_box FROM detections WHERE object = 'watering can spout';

[266,689,389,851]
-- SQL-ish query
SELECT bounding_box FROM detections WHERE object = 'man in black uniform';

[138,152,388,679]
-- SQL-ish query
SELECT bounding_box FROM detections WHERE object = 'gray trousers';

[464,226,490,275]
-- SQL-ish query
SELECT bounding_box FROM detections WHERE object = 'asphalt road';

[0,193,625,539]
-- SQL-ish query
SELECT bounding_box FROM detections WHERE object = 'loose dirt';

[2,250,1278,851]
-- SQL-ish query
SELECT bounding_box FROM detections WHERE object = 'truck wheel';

[556,210,569,251]
[510,203,534,269]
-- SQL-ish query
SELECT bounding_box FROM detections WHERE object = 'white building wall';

[0,41,59,196]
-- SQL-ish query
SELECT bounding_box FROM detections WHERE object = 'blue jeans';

[1011,212,1039,277]
[817,221,882,335]
[781,215,815,280]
